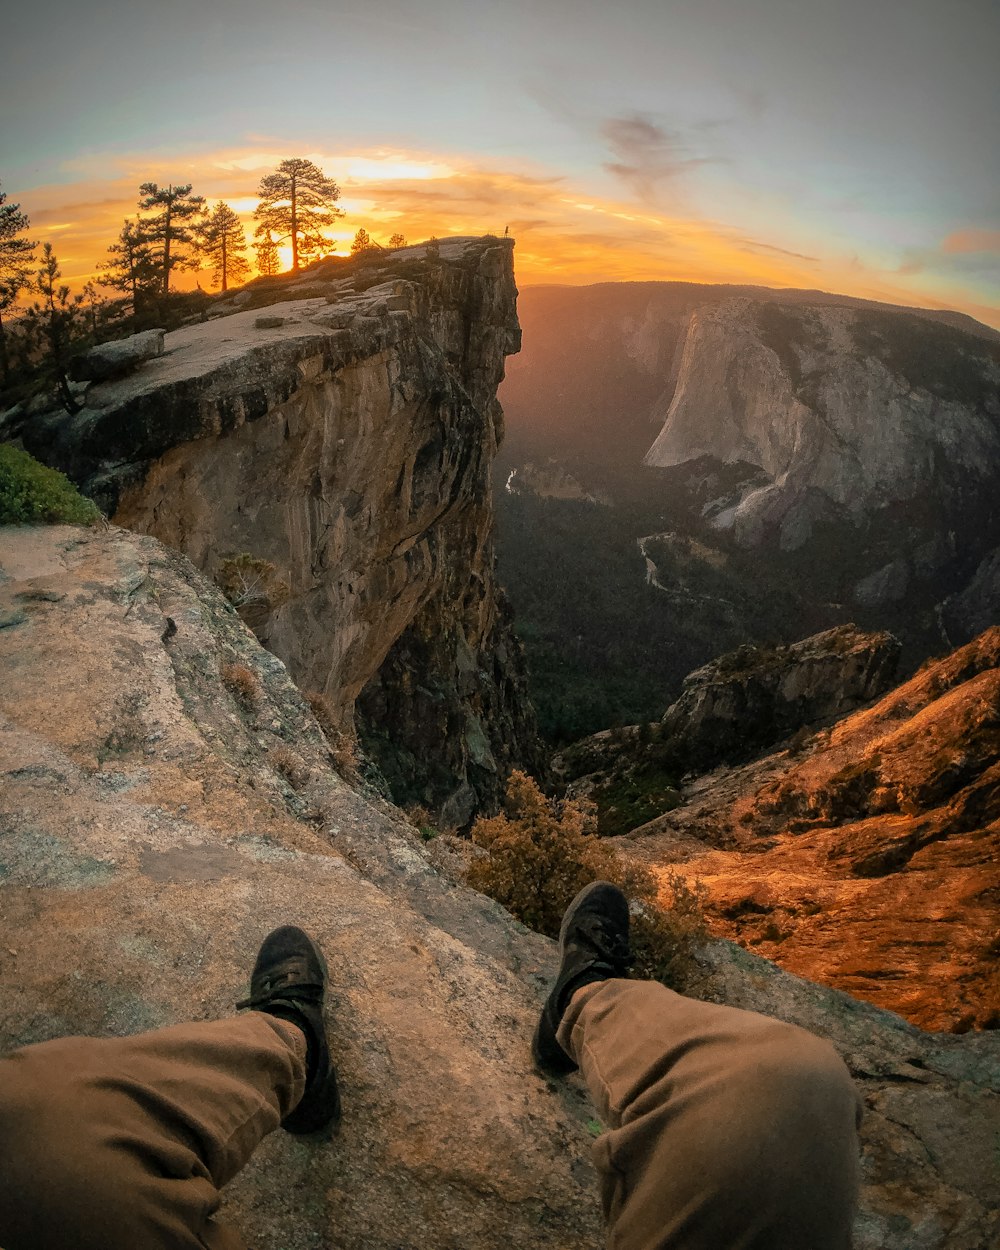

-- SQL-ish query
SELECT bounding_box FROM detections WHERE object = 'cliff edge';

[1,524,997,1249]
[10,238,542,822]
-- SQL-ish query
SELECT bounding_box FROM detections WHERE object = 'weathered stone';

[629,628,1000,1033]
[659,624,902,770]
[1,524,996,1250]
[643,301,1000,551]
[944,546,1000,640]
[254,314,287,329]
[853,558,910,607]
[68,328,165,381]
[17,239,542,820]
[311,308,355,329]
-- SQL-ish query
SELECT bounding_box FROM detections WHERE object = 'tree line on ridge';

[0,158,410,412]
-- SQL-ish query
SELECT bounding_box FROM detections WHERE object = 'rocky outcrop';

[628,628,1000,1033]
[942,545,1000,640]
[659,624,901,769]
[11,239,542,819]
[556,626,902,835]
[1,524,997,1250]
[644,300,1000,557]
[69,327,166,381]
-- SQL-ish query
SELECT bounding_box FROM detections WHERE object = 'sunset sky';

[2,0,998,326]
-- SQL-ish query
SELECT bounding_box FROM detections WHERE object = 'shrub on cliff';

[0,444,101,525]
[468,770,709,989]
[216,553,289,629]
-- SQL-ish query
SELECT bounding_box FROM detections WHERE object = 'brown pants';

[0,985,860,1250]
[558,980,862,1250]
[0,1014,306,1250]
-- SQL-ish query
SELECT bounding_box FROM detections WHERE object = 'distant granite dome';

[644,299,1000,553]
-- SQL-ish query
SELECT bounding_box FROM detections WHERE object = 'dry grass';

[221,661,261,711]
[306,691,360,778]
[269,744,310,790]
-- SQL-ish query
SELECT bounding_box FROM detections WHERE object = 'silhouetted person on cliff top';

[0,885,861,1249]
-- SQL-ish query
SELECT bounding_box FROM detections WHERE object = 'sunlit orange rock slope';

[629,628,1000,1032]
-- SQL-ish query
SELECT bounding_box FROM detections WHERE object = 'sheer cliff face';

[644,299,1000,553]
[22,239,542,821]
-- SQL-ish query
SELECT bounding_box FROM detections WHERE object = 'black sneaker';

[532,881,632,1076]
[236,925,341,1134]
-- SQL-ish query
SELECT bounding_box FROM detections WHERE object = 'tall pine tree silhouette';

[254,159,342,272]
[199,202,250,292]
[0,183,37,383]
[137,183,206,298]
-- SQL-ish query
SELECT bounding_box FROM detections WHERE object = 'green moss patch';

[0,443,101,526]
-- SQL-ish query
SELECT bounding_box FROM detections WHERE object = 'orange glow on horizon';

[8,145,998,330]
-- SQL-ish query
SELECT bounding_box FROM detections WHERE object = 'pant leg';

[557,979,862,1250]
[0,1012,307,1250]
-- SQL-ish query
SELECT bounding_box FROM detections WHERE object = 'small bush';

[0,443,101,526]
[216,553,289,627]
[468,770,709,990]
[269,744,309,789]
[221,661,261,711]
[404,803,443,841]
[306,691,360,777]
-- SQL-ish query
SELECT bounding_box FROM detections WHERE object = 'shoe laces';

[236,975,323,1013]
[575,914,633,973]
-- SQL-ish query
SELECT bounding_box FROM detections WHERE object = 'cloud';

[601,113,716,201]
[734,238,820,264]
[898,231,1000,286]
[941,228,1000,255]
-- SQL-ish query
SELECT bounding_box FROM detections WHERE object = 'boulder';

[69,329,165,381]
[659,624,901,770]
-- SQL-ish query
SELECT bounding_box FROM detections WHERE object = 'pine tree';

[253,158,342,273]
[35,243,84,414]
[0,183,37,384]
[137,182,206,298]
[350,227,371,255]
[253,231,280,277]
[99,219,160,323]
[198,202,250,292]
[388,232,407,249]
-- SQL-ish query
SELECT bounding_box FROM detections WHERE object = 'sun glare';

[341,156,456,181]
[9,143,997,328]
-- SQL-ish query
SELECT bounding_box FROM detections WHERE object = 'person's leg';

[532,882,861,1250]
[0,1012,306,1250]
[558,978,861,1250]
[0,924,340,1250]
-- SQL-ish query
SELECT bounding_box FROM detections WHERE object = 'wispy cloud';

[601,114,717,201]
[734,238,820,263]
[898,229,1000,289]
[941,228,1000,255]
